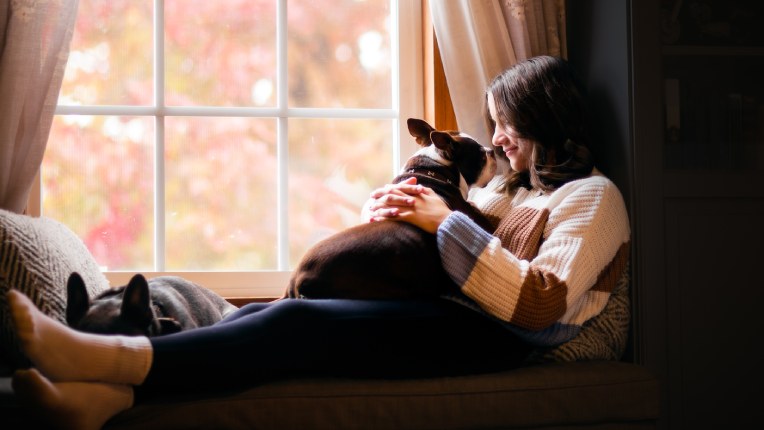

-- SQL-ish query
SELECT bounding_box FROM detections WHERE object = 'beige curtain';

[430,0,567,146]
[0,0,79,213]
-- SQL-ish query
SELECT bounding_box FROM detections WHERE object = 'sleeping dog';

[66,272,238,336]
[284,118,496,300]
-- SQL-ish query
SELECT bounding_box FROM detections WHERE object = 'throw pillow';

[525,264,632,364]
[0,209,109,368]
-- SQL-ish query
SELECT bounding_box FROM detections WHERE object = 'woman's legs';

[139,297,531,397]
[9,290,532,428]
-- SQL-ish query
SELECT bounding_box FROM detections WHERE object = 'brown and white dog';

[66,272,238,336]
[284,118,496,300]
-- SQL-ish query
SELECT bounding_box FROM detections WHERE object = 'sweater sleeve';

[437,177,630,333]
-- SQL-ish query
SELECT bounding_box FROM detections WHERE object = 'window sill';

[104,271,291,299]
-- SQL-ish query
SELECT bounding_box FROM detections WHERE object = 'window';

[41,0,423,297]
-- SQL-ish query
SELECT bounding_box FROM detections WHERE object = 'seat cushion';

[101,360,659,430]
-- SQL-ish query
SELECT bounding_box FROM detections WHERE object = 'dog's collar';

[399,156,460,184]
[397,156,470,198]
[404,168,456,185]
[398,165,469,199]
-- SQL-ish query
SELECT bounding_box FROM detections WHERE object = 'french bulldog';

[284,118,497,300]
[66,272,238,336]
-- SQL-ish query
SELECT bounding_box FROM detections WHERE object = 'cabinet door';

[664,197,764,428]
[634,0,764,428]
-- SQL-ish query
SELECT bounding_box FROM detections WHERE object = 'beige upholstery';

[103,361,658,430]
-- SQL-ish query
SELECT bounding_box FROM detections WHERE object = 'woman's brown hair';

[485,56,594,192]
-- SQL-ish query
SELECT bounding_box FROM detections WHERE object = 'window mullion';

[55,105,398,119]
[277,0,289,271]
[154,0,166,271]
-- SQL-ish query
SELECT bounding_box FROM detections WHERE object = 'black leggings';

[138,298,532,399]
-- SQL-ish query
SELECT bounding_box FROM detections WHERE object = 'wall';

[566,0,633,210]
[566,0,639,359]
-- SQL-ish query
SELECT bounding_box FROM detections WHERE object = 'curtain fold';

[430,0,566,147]
[0,0,79,213]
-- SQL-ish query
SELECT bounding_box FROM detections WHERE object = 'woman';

[8,56,629,430]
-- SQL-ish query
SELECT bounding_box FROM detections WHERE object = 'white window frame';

[36,0,424,298]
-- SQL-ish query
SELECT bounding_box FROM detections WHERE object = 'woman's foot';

[12,368,133,430]
[8,290,152,384]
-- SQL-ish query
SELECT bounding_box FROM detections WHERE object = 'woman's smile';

[503,144,519,157]
[487,93,532,172]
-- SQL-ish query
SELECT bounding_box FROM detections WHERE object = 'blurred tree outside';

[45,0,396,271]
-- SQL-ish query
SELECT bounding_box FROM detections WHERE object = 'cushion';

[101,361,659,430]
[0,209,109,368]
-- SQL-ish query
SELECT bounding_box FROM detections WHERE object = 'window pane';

[288,0,392,108]
[43,116,155,271]
[48,0,411,290]
[165,117,278,270]
[288,118,393,266]
[60,0,153,106]
[165,1,277,107]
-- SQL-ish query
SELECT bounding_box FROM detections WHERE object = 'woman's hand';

[363,177,421,219]
[364,177,453,234]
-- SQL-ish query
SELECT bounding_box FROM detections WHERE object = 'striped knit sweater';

[440,170,630,347]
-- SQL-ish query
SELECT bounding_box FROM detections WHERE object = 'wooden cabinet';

[660,0,764,173]
[570,0,764,428]
[638,1,764,429]
[656,3,764,429]
[662,46,764,171]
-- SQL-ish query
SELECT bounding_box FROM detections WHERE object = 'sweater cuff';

[437,211,494,286]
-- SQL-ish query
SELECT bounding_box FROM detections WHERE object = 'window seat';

[1,359,658,429]
[0,209,659,429]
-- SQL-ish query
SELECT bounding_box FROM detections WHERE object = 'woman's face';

[487,93,532,172]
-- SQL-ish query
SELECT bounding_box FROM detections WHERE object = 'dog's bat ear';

[122,274,153,328]
[429,131,456,160]
[407,118,435,146]
[66,272,90,326]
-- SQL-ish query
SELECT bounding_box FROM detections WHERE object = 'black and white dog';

[284,118,496,300]
[66,272,238,336]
